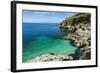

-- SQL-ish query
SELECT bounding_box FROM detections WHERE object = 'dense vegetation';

[61,13,90,26]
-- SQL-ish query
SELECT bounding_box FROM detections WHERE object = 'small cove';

[22,23,78,62]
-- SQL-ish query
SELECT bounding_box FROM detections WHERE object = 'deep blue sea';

[22,23,77,62]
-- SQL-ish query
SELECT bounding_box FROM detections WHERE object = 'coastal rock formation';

[27,13,91,62]
[28,53,73,62]
[60,13,91,60]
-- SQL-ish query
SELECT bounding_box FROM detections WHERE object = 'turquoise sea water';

[22,23,78,62]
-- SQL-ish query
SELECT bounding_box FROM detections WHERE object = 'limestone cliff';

[60,13,91,60]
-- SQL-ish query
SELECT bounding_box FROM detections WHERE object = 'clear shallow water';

[22,23,78,62]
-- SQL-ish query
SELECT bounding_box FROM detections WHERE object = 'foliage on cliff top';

[61,13,91,26]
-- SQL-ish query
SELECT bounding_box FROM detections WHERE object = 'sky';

[23,10,76,23]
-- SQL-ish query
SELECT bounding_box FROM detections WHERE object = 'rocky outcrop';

[28,53,73,62]
[60,13,90,32]
[60,13,91,60]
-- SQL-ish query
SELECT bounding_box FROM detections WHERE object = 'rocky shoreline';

[27,13,91,62]
[60,13,91,60]
[28,53,73,62]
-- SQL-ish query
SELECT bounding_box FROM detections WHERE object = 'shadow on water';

[69,40,76,47]
[69,48,80,60]
[68,40,82,60]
